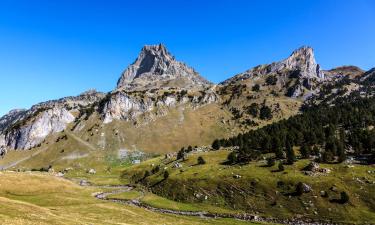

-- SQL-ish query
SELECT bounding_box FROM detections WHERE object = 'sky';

[0,0,374,116]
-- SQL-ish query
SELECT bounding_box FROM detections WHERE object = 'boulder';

[305,162,320,172]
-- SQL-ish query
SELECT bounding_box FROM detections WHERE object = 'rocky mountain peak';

[278,46,324,79]
[221,46,325,86]
[116,44,211,90]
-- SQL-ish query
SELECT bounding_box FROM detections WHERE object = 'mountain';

[0,44,372,171]
[0,90,105,150]
[116,44,211,90]
[324,65,364,79]
[221,46,326,98]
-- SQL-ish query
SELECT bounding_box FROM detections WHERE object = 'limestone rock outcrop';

[116,44,211,90]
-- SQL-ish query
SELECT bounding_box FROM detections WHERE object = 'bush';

[151,165,160,174]
[144,170,150,178]
[212,139,220,150]
[340,191,349,203]
[252,84,260,92]
[197,156,206,165]
[260,105,272,120]
[278,162,284,171]
[177,147,185,160]
[163,171,169,179]
[295,182,304,195]
[266,75,278,85]
[227,152,237,164]
[267,158,275,167]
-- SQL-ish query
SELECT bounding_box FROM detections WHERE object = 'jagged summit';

[280,46,324,79]
[221,46,325,85]
[116,44,211,90]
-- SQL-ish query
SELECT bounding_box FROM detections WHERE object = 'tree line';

[213,95,375,164]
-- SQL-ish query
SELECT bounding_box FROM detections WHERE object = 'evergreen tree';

[212,139,220,150]
[300,144,310,159]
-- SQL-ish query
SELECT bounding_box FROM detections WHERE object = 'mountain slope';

[1,44,370,171]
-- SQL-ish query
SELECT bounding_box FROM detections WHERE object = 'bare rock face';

[277,46,324,79]
[102,88,218,124]
[0,109,27,133]
[221,46,326,98]
[116,44,211,90]
[5,107,75,149]
[0,90,105,150]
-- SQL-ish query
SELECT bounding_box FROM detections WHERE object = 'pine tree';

[300,144,310,159]
[212,139,220,150]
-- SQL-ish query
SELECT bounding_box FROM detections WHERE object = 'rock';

[87,168,96,174]
[173,162,182,168]
[305,161,320,172]
[233,174,242,179]
[56,172,64,177]
[79,180,90,186]
[0,145,6,158]
[220,46,325,98]
[116,44,211,91]
[320,191,328,197]
[330,186,338,192]
[319,168,331,174]
[297,182,312,193]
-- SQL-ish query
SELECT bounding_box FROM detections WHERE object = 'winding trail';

[82,181,330,225]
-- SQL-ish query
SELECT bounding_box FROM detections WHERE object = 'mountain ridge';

[0,44,371,156]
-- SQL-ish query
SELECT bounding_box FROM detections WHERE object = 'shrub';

[212,139,220,150]
[278,162,284,171]
[266,75,278,85]
[295,182,305,195]
[267,158,275,167]
[144,170,150,178]
[227,152,237,164]
[340,191,349,203]
[151,165,160,174]
[260,105,272,120]
[163,171,169,179]
[252,84,260,92]
[197,156,206,165]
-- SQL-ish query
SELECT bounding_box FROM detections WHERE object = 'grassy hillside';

[0,171,264,225]
[121,150,375,224]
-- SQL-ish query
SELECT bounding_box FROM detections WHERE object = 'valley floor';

[0,171,264,225]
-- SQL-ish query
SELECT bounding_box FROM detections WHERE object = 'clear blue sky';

[1,0,374,116]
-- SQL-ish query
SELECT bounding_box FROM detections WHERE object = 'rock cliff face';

[221,46,326,98]
[5,107,75,149]
[116,44,211,90]
[0,90,105,150]
[102,88,218,124]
